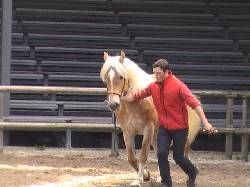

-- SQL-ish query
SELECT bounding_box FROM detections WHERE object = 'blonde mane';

[100,55,155,89]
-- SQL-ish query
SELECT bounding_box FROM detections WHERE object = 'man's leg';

[157,126,172,186]
[172,129,197,180]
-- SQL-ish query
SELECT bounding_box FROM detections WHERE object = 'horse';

[100,50,201,185]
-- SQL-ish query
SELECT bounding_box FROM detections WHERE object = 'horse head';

[100,50,130,112]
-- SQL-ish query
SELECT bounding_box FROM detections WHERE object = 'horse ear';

[103,52,109,61]
[119,50,125,64]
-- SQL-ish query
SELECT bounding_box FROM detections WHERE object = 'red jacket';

[133,72,200,131]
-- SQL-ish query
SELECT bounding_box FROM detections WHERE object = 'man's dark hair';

[152,59,169,72]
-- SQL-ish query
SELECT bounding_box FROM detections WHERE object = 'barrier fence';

[0,86,249,161]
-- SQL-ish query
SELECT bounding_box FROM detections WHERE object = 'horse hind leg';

[186,106,201,159]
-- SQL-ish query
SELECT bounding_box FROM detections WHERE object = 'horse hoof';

[156,176,161,183]
[130,180,141,187]
[143,170,150,181]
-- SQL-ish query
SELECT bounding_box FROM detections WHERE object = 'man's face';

[153,67,167,82]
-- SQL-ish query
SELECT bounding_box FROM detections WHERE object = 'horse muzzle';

[105,100,120,112]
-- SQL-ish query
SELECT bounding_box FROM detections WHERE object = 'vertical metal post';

[57,104,64,116]
[1,0,13,149]
[241,97,249,162]
[225,96,234,160]
[66,129,72,148]
[0,92,3,152]
[1,0,12,119]
[0,126,3,152]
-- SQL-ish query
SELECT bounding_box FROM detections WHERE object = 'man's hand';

[194,106,217,134]
[203,122,217,134]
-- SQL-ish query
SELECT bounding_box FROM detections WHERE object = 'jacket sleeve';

[133,84,152,101]
[179,81,200,109]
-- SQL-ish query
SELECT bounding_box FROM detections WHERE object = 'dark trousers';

[157,126,196,185]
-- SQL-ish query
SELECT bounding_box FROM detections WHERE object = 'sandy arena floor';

[0,147,249,187]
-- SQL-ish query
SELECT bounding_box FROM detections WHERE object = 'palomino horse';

[100,51,201,185]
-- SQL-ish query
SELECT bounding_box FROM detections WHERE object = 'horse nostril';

[108,102,119,111]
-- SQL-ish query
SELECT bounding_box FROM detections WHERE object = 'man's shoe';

[186,178,196,187]
[160,183,172,187]
[186,166,199,187]
[194,166,199,177]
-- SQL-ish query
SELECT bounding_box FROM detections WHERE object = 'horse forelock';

[100,56,128,82]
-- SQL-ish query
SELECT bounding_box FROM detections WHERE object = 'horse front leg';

[138,127,152,183]
[123,132,144,186]
[123,132,138,172]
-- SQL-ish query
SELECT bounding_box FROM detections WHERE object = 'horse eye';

[119,76,123,80]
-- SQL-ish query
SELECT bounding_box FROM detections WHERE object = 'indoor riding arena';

[0,0,250,187]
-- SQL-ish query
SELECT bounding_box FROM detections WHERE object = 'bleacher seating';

[8,0,250,132]
[134,37,234,52]
[13,0,110,11]
[10,100,110,117]
[118,12,216,26]
[143,50,245,64]
[12,46,31,59]
[15,8,115,23]
[228,27,250,40]
[218,15,250,27]
[11,59,37,72]
[33,47,138,61]
[111,0,210,14]
[12,33,24,46]
[238,40,250,53]
[21,21,123,36]
[26,34,131,48]
[127,24,225,39]
[209,2,250,15]
[171,63,250,77]
[11,73,44,86]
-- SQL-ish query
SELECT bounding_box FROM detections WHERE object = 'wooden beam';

[0,86,106,95]
[1,86,250,98]
[201,128,250,134]
[0,122,120,131]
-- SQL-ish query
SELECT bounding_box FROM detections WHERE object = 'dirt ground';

[0,147,249,187]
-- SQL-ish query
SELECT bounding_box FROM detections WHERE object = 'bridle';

[104,67,129,97]
[103,66,129,156]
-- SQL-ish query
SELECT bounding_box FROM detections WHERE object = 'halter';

[104,67,129,97]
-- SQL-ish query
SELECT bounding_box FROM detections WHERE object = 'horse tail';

[187,106,201,145]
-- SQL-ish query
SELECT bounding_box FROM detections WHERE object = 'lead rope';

[104,100,119,156]
[111,112,119,156]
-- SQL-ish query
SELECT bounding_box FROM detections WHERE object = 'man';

[122,59,216,187]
